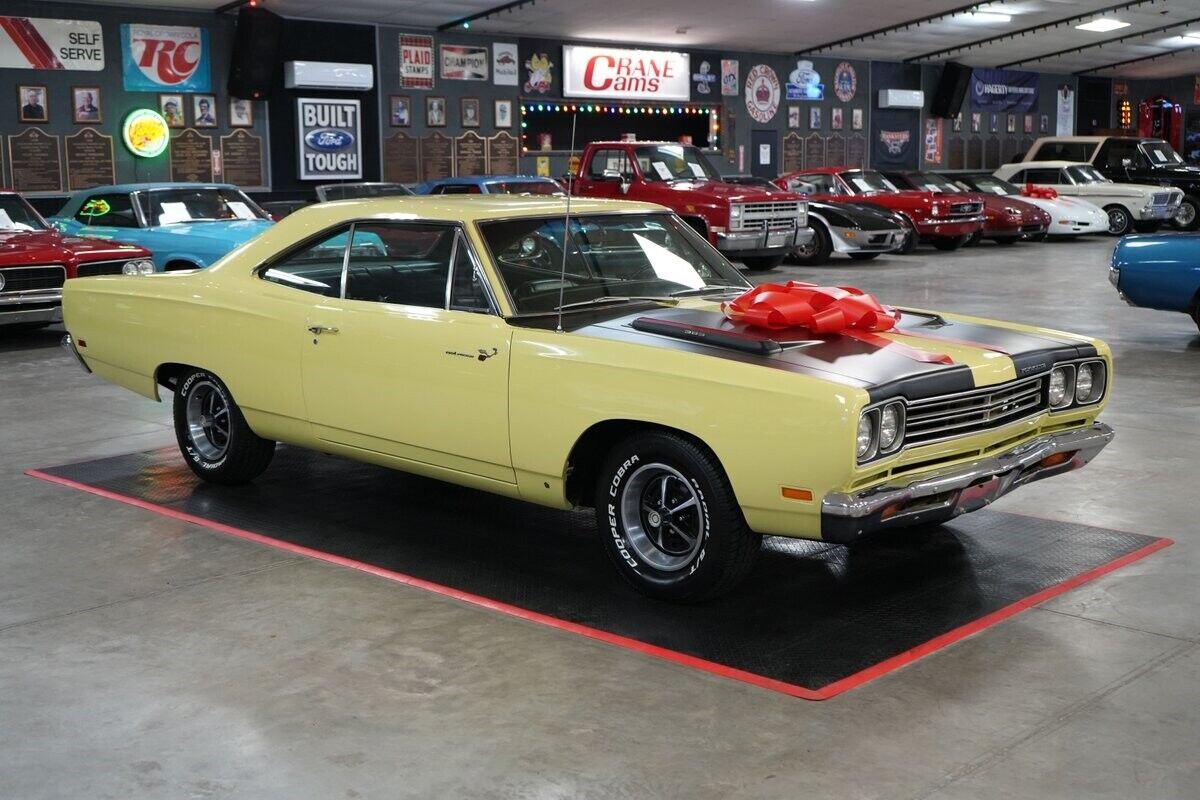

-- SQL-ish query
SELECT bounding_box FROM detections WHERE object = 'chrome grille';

[0,266,66,293]
[733,200,805,232]
[1150,192,1173,206]
[75,260,131,278]
[905,375,1046,446]
[948,201,983,216]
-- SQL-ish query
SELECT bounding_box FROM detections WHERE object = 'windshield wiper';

[669,285,746,297]
[554,296,679,312]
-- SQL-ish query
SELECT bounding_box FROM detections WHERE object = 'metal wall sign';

[0,17,104,71]
[121,24,210,92]
[400,33,434,89]
[562,45,690,101]
[969,68,1038,113]
[296,97,362,181]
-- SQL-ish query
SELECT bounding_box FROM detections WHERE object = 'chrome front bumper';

[821,423,1114,543]
[1138,204,1181,221]
[717,226,813,253]
[0,290,64,326]
[61,334,91,373]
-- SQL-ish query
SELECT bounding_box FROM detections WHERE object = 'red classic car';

[884,171,1050,245]
[0,189,154,328]
[774,167,985,251]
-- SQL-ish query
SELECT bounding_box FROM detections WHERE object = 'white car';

[951,173,1110,237]
[994,161,1183,236]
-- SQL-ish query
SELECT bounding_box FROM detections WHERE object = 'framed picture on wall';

[229,98,253,127]
[18,85,48,123]
[1023,114,1033,134]
[1040,114,1049,133]
[851,108,863,130]
[971,112,981,133]
[461,97,480,128]
[1006,113,1016,134]
[830,107,843,130]
[389,96,411,127]
[72,87,101,124]
[494,99,512,128]
[787,106,800,129]
[952,112,962,132]
[193,95,217,128]
[990,113,998,133]
[809,107,821,130]
[159,94,185,127]
[426,96,446,127]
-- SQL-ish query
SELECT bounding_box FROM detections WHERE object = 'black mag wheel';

[791,221,831,266]
[596,431,760,601]
[173,369,275,485]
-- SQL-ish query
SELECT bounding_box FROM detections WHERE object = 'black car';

[1021,136,1200,230]
[722,175,910,265]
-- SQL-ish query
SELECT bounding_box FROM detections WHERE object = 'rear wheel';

[595,431,760,601]
[740,254,786,272]
[792,221,831,266]
[931,236,965,251]
[173,369,275,485]
[847,252,880,261]
[1172,196,1199,231]
[965,230,983,247]
[1104,205,1133,236]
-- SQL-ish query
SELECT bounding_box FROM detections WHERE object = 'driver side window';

[589,149,632,179]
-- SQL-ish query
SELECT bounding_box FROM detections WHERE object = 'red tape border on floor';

[26,467,1173,701]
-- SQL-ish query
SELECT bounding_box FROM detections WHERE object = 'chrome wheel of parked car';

[791,221,831,265]
[173,369,276,485]
[1173,197,1199,231]
[1105,205,1132,236]
[597,431,760,601]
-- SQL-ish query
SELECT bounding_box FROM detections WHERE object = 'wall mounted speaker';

[228,6,283,100]
[930,62,972,119]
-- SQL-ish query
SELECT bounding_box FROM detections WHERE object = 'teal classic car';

[1110,233,1200,331]
[50,183,273,271]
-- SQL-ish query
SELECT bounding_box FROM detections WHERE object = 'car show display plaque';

[804,133,825,169]
[169,128,213,183]
[220,130,264,188]
[781,132,803,173]
[825,134,846,170]
[64,128,115,191]
[454,131,487,176]
[383,132,420,184]
[486,132,518,175]
[847,134,866,169]
[7,128,63,193]
[420,132,452,181]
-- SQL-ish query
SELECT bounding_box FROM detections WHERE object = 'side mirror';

[601,168,622,181]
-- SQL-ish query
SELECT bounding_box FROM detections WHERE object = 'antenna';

[555,113,578,334]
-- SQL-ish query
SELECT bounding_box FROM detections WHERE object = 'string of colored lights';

[518,103,722,152]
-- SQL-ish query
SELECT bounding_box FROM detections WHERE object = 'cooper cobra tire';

[173,369,276,485]
[1172,196,1199,231]
[1104,205,1133,236]
[740,254,786,272]
[846,252,881,261]
[931,236,965,251]
[595,431,761,601]
[791,221,831,266]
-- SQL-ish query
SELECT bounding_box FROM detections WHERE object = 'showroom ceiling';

[56,0,1200,78]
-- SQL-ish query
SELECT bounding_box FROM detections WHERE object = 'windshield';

[0,195,46,231]
[478,213,749,315]
[962,175,1016,196]
[911,173,962,193]
[142,187,270,226]
[1066,165,1109,185]
[317,183,414,201]
[842,170,899,194]
[1140,140,1185,166]
[634,145,721,182]
[490,180,564,196]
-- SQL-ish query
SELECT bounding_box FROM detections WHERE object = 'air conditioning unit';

[284,61,374,91]
[878,89,925,109]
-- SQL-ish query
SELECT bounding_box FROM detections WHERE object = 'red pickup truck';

[571,141,811,270]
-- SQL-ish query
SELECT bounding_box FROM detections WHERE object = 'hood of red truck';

[652,179,804,205]
[0,229,150,268]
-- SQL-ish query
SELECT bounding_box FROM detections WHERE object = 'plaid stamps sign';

[400,33,433,89]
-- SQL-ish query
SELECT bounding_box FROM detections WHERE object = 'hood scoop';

[630,311,821,355]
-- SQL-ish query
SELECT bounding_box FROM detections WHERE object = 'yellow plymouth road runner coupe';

[62,196,1113,600]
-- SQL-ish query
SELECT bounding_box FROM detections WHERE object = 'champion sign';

[297,98,362,180]
[563,45,690,101]
[121,24,210,92]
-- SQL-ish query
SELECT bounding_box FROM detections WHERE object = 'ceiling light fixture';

[1185,30,1200,39]
[958,11,1012,24]
[1075,19,1130,33]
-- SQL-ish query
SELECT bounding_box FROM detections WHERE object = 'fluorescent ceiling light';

[956,11,1012,23]
[1075,19,1130,33]
[1185,31,1200,40]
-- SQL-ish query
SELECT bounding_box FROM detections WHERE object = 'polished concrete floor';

[1,236,1197,799]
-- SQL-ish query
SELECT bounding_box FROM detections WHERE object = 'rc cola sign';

[121,24,210,92]
[297,98,362,180]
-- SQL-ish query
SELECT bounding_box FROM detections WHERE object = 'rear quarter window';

[1029,142,1093,162]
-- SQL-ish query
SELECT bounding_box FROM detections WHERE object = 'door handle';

[307,325,339,335]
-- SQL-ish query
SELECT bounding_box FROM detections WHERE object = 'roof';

[291,195,667,223]
[417,175,559,186]
[70,182,241,194]
[1000,161,1090,169]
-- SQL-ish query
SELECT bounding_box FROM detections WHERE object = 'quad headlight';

[122,259,155,276]
[1048,366,1072,408]
[1049,360,1106,410]
[879,403,903,451]
[1074,361,1106,404]
[857,400,905,463]
[856,414,874,459]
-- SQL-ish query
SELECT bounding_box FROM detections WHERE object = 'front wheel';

[740,254,785,272]
[931,235,965,251]
[896,229,918,255]
[965,230,983,247]
[596,431,760,601]
[173,369,276,485]
[1172,196,1199,231]
[791,223,831,266]
[1104,205,1133,236]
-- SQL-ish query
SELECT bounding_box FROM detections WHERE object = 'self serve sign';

[297,98,362,180]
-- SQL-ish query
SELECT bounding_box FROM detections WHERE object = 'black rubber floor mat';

[30,447,1170,699]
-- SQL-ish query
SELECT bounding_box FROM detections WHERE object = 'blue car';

[411,175,565,196]
[1110,233,1200,331]
[51,183,273,271]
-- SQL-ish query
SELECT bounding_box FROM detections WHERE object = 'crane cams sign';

[562,45,690,101]
[121,24,210,92]
[297,98,362,180]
